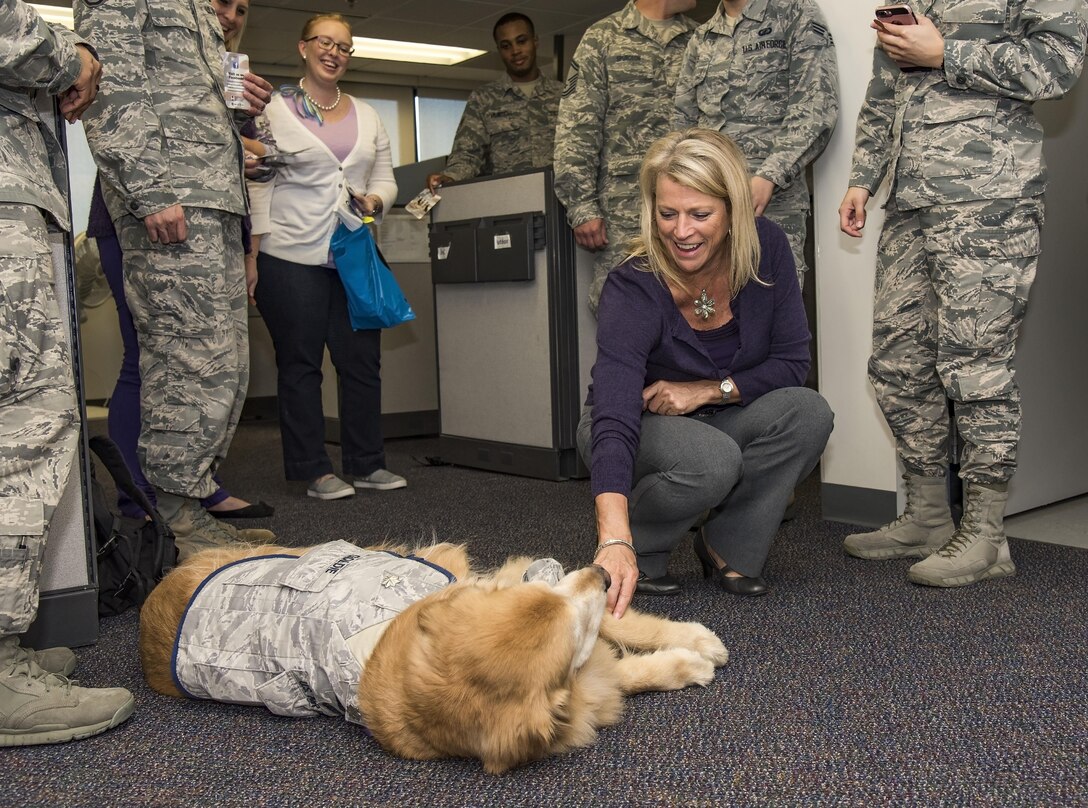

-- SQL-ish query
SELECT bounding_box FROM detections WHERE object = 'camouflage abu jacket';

[674,0,838,191]
[0,0,89,228]
[554,1,697,228]
[850,0,1088,210]
[172,542,456,725]
[74,0,247,223]
[444,73,563,181]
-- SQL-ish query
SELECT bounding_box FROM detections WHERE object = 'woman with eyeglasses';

[248,13,404,501]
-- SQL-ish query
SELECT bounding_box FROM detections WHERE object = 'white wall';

[1007,78,1088,513]
[813,1,899,505]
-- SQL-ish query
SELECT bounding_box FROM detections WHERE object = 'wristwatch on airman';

[719,378,735,403]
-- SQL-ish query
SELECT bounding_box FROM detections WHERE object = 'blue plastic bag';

[329,222,415,330]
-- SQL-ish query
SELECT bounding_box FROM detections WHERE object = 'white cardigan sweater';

[249,93,398,266]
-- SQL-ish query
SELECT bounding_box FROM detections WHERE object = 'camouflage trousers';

[761,180,809,289]
[587,177,642,314]
[116,207,248,499]
[0,204,78,637]
[869,197,1043,485]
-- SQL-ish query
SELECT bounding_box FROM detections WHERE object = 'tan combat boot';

[843,474,954,559]
[8,643,76,676]
[158,495,276,562]
[908,481,1015,587]
[0,637,133,746]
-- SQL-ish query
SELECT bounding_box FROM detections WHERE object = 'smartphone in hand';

[874,4,925,72]
[875,4,917,26]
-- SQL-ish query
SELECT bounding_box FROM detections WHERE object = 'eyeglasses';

[303,35,355,57]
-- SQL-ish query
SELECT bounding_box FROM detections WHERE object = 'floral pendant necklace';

[694,288,715,320]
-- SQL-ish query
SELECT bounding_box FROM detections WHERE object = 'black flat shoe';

[635,573,682,596]
[211,500,275,519]
[717,574,768,597]
[693,531,769,597]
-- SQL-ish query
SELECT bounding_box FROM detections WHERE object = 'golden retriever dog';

[140,541,728,774]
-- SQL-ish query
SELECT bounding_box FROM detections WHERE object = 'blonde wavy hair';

[630,128,764,298]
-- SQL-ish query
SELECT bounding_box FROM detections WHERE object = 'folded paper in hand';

[406,188,440,220]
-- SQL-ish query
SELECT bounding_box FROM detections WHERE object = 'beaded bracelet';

[593,539,635,559]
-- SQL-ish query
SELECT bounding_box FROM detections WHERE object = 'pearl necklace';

[299,77,341,111]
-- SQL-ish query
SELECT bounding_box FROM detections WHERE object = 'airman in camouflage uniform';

[674,0,838,287]
[428,13,562,192]
[1,0,136,745]
[839,0,1088,588]
[554,0,698,311]
[439,75,563,183]
[73,0,274,554]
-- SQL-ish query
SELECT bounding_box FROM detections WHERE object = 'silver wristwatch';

[719,378,735,402]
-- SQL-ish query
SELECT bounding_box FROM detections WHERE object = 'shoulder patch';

[809,20,832,43]
[562,60,580,98]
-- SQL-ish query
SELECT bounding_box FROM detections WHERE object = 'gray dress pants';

[578,387,833,579]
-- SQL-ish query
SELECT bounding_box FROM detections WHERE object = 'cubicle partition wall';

[319,209,441,442]
[429,169,585,480]
[23,108,98,650]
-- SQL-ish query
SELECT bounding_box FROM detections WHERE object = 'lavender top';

[289,101,360,265]
[291,100,358,164]
[587,217,811,497]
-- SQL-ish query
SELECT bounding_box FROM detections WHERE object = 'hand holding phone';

[875,4,917,27]
[874,4,928,72]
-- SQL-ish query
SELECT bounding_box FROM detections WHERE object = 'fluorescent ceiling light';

[352,37,485,66]
[31,4,74,29]
[28,7,484,66]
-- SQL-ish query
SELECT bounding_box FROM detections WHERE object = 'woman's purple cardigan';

[587,217,811,498]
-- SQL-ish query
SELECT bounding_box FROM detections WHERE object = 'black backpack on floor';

[88,435,177,616]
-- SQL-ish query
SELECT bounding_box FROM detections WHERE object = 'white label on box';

[437,245,450,260]
[494,233,512,250]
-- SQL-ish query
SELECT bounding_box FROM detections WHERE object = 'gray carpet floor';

[8,419,1087,806]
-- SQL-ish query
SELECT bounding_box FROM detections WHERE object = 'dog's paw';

[683,622,729,667]
[616,648,717,693]
[670,648,716,688]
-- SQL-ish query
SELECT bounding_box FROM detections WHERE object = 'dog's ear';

[478,687,571,775]
[473,591,581,774]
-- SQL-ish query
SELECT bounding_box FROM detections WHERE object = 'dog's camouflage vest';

[171,541,455,725]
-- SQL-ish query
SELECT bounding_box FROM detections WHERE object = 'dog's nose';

[591,564,611,591]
